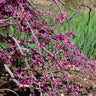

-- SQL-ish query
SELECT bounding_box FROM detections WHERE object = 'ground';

[0,65,96,96]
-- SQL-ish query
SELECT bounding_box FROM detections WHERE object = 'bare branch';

[4,64,30,88]
[69,4,91,21]
[0,88,19,96]
[58,0,74,11]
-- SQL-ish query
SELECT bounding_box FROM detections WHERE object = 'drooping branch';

[69,4,91,22]
[53,0,72,31]
[4,64,30,88]
[0,88,19,96]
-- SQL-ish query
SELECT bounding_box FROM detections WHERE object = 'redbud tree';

[0,0,96,96]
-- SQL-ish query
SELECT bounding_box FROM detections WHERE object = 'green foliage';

[70,11,96,59]
[68,11,96,58]
[34,1,42,6]
[46,10,96,59]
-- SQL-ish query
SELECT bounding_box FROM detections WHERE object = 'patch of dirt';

[0,71,30,96]
[0,65,96,96]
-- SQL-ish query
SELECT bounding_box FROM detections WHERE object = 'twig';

[9,36,29,67]
[53,0,72,31]
[68,4,91,56]
[4,64,29,88]
[0,88,19,96]
[0,24,17,28]
[4,63,40,87]
[58,0,74,11]
[3,16,23,21]
[10,35,36,80]
[28,0,55,8]
[69,4,91,21]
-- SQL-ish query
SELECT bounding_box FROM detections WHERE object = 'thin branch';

[4,64,29,88]
[9,35,36,79]
[9,36,29,67]
[58,0,74,11]
[53,0,72,31]
[0,88,19,96]
[27,0,55,8]
[42,47,54,57]
[69,4,91,21]
[0,24,17,28]
[4,64,40,87]
[68,4,91,56]
[3,16,23,21]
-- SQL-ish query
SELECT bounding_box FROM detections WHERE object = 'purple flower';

[0,19,4,24]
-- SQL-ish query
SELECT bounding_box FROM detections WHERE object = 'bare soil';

[0,65,96,96]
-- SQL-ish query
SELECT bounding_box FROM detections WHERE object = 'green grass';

[69,11,96,59]
[45,10,96,59]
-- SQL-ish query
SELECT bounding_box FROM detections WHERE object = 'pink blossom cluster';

[54,12,66,23]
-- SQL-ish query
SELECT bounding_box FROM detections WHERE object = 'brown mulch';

[0,64,96,96]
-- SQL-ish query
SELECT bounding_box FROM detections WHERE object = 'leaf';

[10,26,14,34]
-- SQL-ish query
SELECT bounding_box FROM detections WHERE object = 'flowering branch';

[53,0,72,31]
[4,64,29,88]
